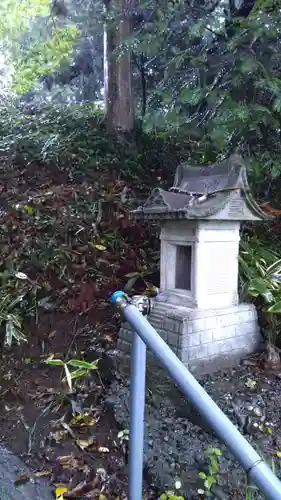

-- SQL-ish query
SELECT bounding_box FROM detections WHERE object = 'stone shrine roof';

[133,155,269,221]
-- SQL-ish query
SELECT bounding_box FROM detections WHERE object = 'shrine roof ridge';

[132,155,270,221]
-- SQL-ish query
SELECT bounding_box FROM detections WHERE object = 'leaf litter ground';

[2,160,281,499]
[0,160,159,499]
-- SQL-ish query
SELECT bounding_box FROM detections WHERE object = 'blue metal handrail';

[111,291,281,500]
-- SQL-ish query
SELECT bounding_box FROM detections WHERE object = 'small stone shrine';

[118,155,269,374]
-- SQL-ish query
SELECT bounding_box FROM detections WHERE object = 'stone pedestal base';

[118,299,263,375]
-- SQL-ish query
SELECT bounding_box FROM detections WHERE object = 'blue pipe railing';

[111,291,281,500]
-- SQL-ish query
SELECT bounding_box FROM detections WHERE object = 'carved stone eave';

[132,155,272,222]
[133,189,270,221]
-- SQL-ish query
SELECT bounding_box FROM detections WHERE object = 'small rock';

[253,407,263,417]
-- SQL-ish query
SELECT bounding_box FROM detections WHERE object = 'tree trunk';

[104,0,135,133]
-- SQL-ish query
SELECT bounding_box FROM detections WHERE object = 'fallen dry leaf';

[50,430,68,442]
[55,484,69,499]
[14,470,51,486]
[70,413,96,427]
[76,436,96,451]
[58,454,80,469]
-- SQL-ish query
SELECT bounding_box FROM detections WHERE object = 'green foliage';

[0,103,105,168]
[13,25,79,93]
[0,269,54,347]
[159,494,184,500]
[239,235,281,343]
[198,447,222,496]
[0,0,79,94]
[132,0,281,185]
[244,452,281,498]
[117,428,129,444]
[0,0,50,36]
[0,271,33,347]
[46,357,99,392]
[198,446,281,498]
[253,0,281,13]
[0,102,190,180]
[158,478,184,498]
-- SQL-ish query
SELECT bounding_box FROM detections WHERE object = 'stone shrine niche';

[175,245,192,290]
[118,155,270,375]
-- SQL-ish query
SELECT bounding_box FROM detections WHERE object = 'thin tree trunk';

[104,0,135,132]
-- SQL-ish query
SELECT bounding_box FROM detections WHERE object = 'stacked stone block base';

[117,300,263,375]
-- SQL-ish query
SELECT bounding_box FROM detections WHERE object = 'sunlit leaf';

[70,414,96,426]
[69,368,87,380]
[94,244,107,251]
[64,364,72,392]
[67,359,99,369]
[267,259,281,275]
[76,437,95,450]
[46,358,65,366]
[205,475,216,489]
[268,300,281,313]
[213,448,222,456]
[24,205,33,215]
[14,272,28,280]
[245,378,257,388]
[198,472,207,479]
[248,278,274,302]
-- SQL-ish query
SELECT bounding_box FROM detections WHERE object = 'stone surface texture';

[0,446,53,500]
[160,219,241,309]
[118,299,263,374]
